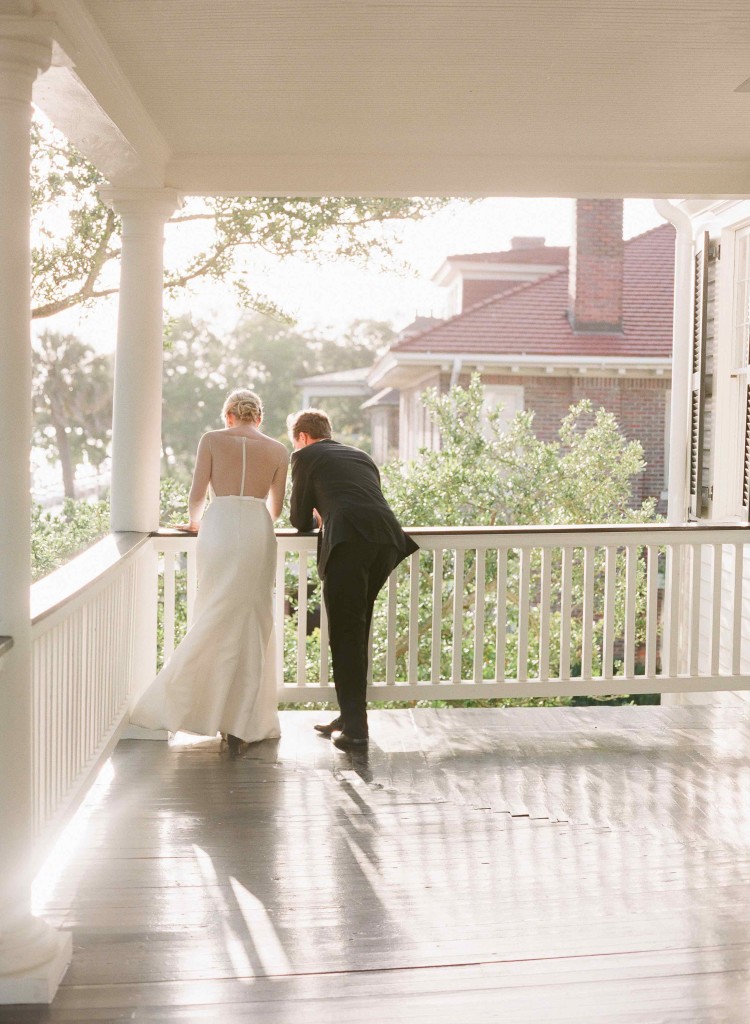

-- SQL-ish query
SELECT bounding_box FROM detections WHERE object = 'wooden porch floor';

[7,705,750,1022]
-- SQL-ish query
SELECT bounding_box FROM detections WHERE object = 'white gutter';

[369,350,671,388]
[653,199,693,526]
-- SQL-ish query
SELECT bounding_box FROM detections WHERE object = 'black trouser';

[322,540,402,738]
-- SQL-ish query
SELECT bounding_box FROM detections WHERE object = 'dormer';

[433,237,568,317]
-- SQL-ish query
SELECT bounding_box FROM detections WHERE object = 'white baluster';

[473,548,486,685]
[408,552,420,685]
[495,548,507,683]
[711,544,722,678]
[297,551,308,686]
[163,551,176,662]
[559,546,572,682]
[602,545,617,681]
[644,544,659,678]
[385,570,398,685]
[452,548,465,683]
[538,547,551,683]
[733,544,743,677]
[431,549,443,684]
[624,545,637,681]
[517,547,530,683]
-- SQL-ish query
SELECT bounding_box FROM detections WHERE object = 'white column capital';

[99,186,183,222]
[0,16,53,99]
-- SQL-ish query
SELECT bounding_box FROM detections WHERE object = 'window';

[481,385,524,437]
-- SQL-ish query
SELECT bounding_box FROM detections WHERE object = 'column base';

[0,927,71,1004]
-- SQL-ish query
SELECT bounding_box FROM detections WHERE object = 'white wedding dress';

[131,440,281,743]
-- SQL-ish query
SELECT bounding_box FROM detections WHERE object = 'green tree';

[161,315,392,481]
[372,376,658,689]
[32,330,113,499]
[31,498,110,582]
[31,114,453,321]
[382,375,656,528]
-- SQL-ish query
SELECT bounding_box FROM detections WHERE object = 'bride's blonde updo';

[222,388,263,424]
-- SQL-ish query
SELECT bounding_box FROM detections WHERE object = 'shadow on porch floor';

[6,705,750,1023]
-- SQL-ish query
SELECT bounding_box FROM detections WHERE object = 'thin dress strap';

[240,438,247,496]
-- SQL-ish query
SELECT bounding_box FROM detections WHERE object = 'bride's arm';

[266,451,290,521]
[187,434,212,529]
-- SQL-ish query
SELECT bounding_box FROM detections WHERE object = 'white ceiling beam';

[34,0,169,187]
[166,153,750,200]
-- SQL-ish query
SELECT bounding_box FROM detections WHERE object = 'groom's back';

[302,440,387,512]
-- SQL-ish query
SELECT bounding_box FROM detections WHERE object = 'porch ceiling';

[31,0,750,196]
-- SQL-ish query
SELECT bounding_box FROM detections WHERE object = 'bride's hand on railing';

[174,523,199,534]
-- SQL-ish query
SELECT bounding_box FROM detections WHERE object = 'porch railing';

[156,523,750,701]
[30,533,151,859]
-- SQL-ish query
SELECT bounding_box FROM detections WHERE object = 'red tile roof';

[395,224,675,359]
[448,245,569,265]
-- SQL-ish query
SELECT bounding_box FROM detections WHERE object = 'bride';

[130,388,289,747]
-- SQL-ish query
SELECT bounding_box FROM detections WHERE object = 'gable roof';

[394,223,675,360]
[445,245,569,266]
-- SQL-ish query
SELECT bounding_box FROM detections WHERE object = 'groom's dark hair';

[288,409,332,441]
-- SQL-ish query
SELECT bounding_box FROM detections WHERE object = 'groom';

[288,409,418,750]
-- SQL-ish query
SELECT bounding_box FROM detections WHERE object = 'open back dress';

[130,434,285,742]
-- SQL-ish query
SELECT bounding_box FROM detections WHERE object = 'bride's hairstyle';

[223,389,263,424]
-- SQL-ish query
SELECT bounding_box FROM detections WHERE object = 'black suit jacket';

[289,439,418,578]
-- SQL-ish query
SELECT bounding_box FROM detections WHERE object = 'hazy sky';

[43,197,665,352]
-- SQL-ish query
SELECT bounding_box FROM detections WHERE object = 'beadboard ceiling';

[31,0,750,195]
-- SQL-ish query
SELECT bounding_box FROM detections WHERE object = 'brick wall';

[479,372,669,509]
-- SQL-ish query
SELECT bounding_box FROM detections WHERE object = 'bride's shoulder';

[197,428,232,450]
[265,435,290,461]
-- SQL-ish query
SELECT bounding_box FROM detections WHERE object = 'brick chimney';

[568,199,624,333]
[510,236,545,250]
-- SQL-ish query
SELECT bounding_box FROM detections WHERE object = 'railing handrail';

[153,522,750,541]
[31,531,149,626]
[34,521,750,629]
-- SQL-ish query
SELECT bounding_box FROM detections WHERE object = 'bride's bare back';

[188,426,289,523]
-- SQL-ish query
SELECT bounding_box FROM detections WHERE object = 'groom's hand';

[312,509,322,530]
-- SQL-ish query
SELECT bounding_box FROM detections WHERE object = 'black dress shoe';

[313,718,342,737]
[331,730,369,750]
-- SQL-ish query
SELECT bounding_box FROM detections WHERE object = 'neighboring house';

[296,366,374,410]
[294,318,442,461]
[368,200,675,508]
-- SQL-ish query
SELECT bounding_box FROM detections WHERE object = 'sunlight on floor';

[32,758,116,914]
[191,843,293,979]
[229,877,292,976]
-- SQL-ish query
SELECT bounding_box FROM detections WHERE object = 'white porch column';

[0,18,73,1003]
[99,188,182,533]
[654,200,695,708]
[654,199,693,526]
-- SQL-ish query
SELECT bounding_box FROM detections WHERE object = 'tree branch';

[32,209,118,320]
[33,285,120,320]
